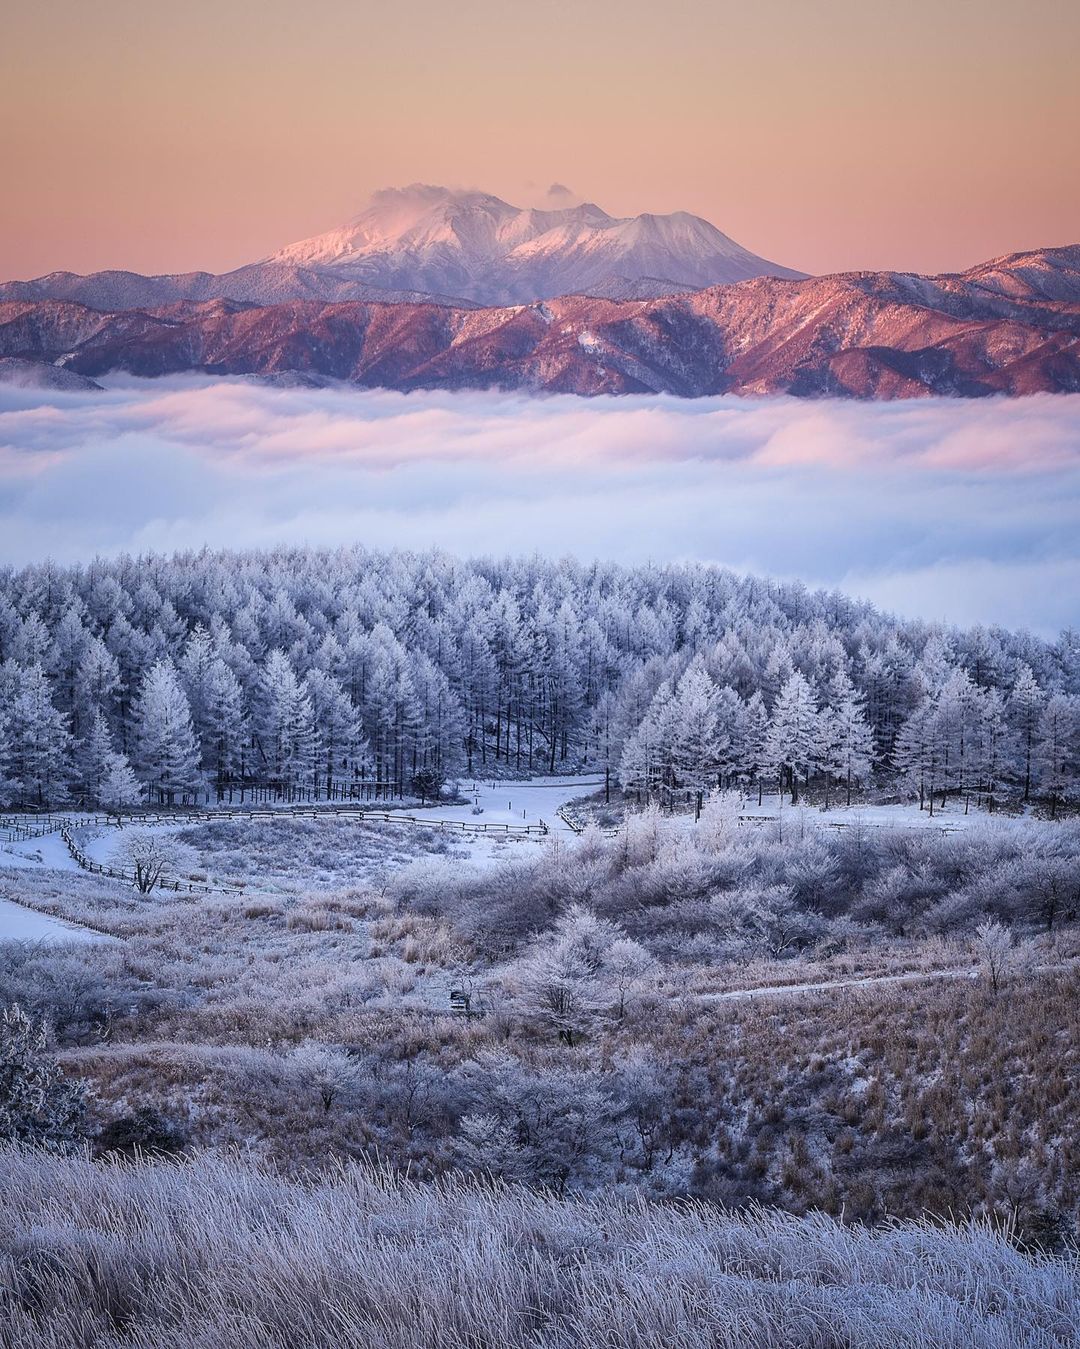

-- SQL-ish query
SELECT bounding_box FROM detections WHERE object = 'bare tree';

[113,830,193,894]
[972,919,1031,993]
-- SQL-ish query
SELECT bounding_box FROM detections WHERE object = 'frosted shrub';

[285,902,354,933]
[0,1005,86,1150]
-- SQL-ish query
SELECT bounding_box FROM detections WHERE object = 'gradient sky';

[3,0,1077,282]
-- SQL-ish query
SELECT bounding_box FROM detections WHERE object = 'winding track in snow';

[694,960,1077,1004]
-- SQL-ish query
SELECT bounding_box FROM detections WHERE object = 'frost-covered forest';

[2,547,1079,1349]
[0,547,1077,811]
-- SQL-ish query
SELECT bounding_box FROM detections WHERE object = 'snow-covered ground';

[0,833,81,873]
[735,795,1031,832]
[0,779,1045,916]
[412,776,603,833]
[0,836,108,943]
[0,897,108,945]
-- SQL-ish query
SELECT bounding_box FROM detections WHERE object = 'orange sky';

[3,0,1078,282]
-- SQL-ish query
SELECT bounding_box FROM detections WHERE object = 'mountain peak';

[266,186,805,303]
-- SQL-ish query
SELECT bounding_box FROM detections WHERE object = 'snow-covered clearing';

[0,898,108,944]
[696,794,1033,834]
[412,777,603,833]
[0,896,107,944]
[0,777,599,894]
[0,837,109,942]
[0,781,1052,908]
[0,832,81,874]
[0,854,109,946]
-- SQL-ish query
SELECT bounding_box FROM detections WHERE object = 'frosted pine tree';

[712,685,744,787]
[305,668,366,800]
[670,662,721,801]
[132,659,202,805]
[1035,693,1079,818]
[0,706,14,806]
[77,709,140,807]
[741,690,770,803]
[258,650,315,797]
[204,657,249,798]
[763,672,820,805]
[178,624,216,753]
[976,687,1013,813]
[1009,664,1047,803]
[5,663,72,807]
[820,668,875,807]
[894,699,944,814]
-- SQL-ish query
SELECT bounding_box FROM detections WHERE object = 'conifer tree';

[132,659,202,805]
[1035,693,1079,818]
[77,709,140,807]
[763,672,820,805]
[5,663,72,806]
[258,650,314,796]
[1009,665,1046,803]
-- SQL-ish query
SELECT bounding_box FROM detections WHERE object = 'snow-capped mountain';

[267,185,805,303]
[0,187,805,313]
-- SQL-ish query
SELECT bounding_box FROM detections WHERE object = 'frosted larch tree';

[763,671,820,805]
[132,659,202,805]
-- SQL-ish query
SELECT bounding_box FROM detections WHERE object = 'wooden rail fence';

[1,804,551,897]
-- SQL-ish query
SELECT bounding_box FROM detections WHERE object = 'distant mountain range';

[1,188,1077,399]
[0,186,803,312]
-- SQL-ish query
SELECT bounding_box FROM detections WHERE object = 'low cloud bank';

[1,376,1078,633]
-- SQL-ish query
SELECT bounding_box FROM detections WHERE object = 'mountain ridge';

[2,245,1077,400]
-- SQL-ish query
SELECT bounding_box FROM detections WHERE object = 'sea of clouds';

[1,375,1078,634]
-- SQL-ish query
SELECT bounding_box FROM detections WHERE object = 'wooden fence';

[57,825,247,896]
[1,803,551,899]
[3,804,549,838]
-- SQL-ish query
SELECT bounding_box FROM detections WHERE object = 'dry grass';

[0,1148,1075,1349]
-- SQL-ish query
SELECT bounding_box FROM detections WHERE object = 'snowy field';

[734,795,1032,832]
[0,897,107,945]
[0,837,108,943]
[413,777,604,833]
[0,779,1055,943]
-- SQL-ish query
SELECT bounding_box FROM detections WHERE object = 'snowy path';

[695,960,1077,1004]
[0,897,109,945]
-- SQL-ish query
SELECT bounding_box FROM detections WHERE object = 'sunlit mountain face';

[2,243,1078,399]
[0,185,805,312]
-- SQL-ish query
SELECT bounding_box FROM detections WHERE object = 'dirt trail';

[697,960,1076,1003]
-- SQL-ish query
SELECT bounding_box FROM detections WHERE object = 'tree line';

[0,547,1076,810]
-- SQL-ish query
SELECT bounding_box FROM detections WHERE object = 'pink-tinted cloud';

[1,376,1079,634]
